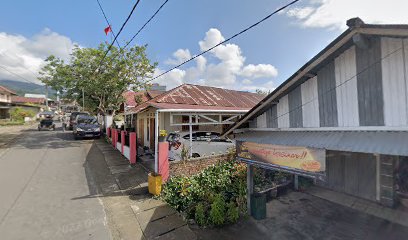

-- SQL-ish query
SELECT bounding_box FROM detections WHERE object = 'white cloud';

[0,29,75,84]
[240,64,278,79]
[285,0,408,30]
[165,48,191,65]
[242,79,252,85]
[239,80,276,93]
[156,28,278,92]
[152,68,185,90]
[198,28,225,51]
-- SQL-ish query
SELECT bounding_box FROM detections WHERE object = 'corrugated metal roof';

[0,85,17,95]
[128,84,264,113]
[11,96,45,104]
[236,131,408,156]
[122,90,165,107]
[155,84,263,108]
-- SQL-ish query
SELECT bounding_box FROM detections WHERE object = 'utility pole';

[45,85,49,109]
[82,88,85,111]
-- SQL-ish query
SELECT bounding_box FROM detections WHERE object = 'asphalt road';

[0,123,111,240]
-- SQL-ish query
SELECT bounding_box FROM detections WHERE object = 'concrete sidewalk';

[306,186,408,227]
[92,139,196,240]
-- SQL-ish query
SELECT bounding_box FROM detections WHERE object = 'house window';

[182,116,199,131]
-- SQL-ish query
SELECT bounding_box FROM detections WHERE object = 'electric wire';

[151,0,300,81]
[95,0,142,72]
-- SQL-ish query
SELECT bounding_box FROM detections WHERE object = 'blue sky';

[1,0,407,91]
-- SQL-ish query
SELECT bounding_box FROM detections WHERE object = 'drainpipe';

[154,109,159,173]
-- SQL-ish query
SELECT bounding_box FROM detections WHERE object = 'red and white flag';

[104,25,112,35]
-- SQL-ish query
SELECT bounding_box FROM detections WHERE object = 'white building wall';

[381,37,407,126]
[335,46,360,127]
[301,76,320,127]
[277,95,289,128]
[256,112,267,128]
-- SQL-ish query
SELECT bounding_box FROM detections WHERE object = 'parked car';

[38,111,55,119]
[38,119,55,131]
[166,131,234,160]
[73,115,101,140]
[68,111,89,130]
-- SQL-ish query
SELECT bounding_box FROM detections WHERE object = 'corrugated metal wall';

[356,37,384,126]
[381,37,408,126]
[335,46,360,127]
[317,60,338,127]
[251,36,408,130]
[256,112,267,128]
[277,95,289,128]
[288,86,303,128]
[301,76,320,127]
[266,105,278,128]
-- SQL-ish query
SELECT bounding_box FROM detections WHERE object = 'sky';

[0,0,407,92]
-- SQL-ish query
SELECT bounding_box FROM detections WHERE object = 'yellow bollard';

[148,173,162,196]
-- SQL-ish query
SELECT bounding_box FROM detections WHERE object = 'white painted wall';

[277,95,289,128]
[335,46,360,127]
[256,112,267,128]
[381,37,407,126]
[301,76,320,127]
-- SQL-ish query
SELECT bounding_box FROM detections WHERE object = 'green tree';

[39,43,157,114]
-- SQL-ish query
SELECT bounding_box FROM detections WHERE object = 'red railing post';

[129,132,137,164]
[158,141,169,182]
[121,130,125,154]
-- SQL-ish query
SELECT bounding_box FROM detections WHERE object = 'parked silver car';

[166,131,234,160]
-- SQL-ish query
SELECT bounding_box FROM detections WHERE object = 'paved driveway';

[0,123,111,240]
[193,191,408,240]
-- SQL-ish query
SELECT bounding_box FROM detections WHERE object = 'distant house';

[0,85,17,119]
[124,84,264,154]
[11,96,46,105]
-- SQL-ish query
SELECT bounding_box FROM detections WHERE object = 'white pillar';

[154,110,159,173]
[189,115,193,158]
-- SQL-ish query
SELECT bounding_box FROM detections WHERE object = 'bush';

[226,202,239,224]
[9,107,35,121]
[209,194,225,226]
[161,157,247,227]
[195,203,206,226]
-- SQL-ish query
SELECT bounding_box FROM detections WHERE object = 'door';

[326,151,377,201]
[149,118,155,150]
[139,119,144,147]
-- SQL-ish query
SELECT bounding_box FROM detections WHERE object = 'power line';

[103,0,170,67]
[95,0,123,49]
[123,0,170,49]
[0,64,39,85]
[151,0,300,81]
[0,52,39,78]
[95,0,142,72]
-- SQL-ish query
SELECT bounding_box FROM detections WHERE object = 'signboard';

[237,141,326,175]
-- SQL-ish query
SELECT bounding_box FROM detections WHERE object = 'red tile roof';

[0,85,17,95]
[11,96,45,104]
[129,84,264,113]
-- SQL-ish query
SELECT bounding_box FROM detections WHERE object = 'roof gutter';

[156,109,249,113]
